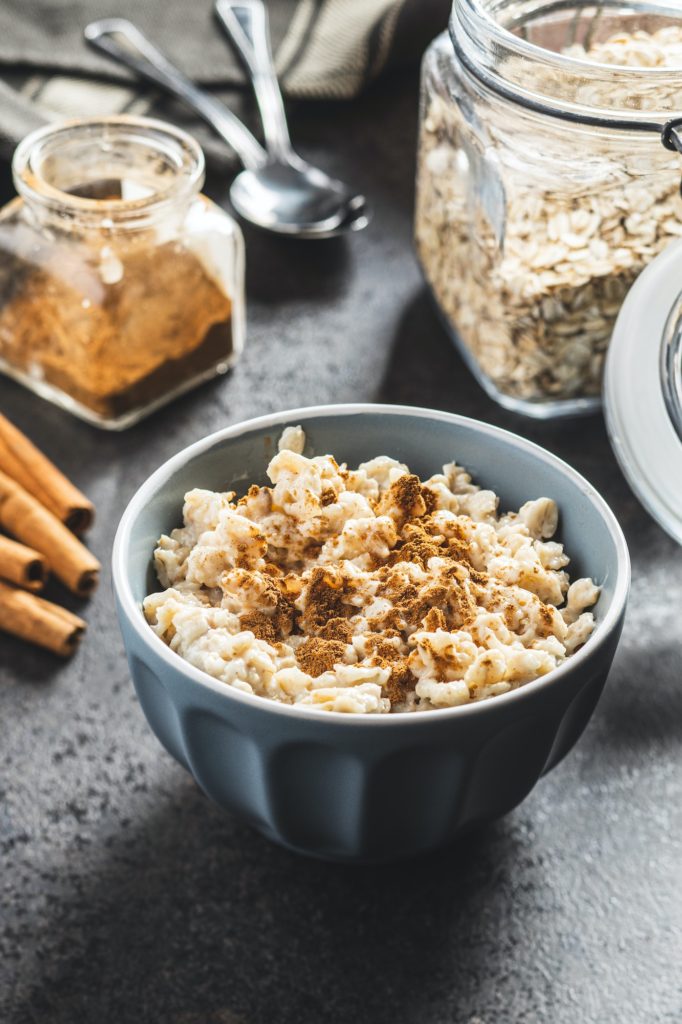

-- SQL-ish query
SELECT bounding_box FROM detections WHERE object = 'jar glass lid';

[605,238,682,545]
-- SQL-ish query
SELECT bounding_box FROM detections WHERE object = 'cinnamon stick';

[0,413,94,533]
[0,580,85,656]
[0,534,47,592]
[0,472,100,596]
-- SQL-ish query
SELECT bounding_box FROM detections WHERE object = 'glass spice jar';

[0,116,245,429]
[415,0,682,418]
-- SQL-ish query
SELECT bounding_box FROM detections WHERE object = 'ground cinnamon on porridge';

[143,426,600,713]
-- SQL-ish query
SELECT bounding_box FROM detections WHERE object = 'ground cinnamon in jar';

[0,236,233,420]
[0,117,245,428]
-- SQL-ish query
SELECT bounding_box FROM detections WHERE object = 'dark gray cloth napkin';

[0,0,449,165]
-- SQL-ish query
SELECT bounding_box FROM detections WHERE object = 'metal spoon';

[214,0,369,236]
[84,17,369,237]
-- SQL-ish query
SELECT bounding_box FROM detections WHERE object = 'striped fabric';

[0,0,449,163]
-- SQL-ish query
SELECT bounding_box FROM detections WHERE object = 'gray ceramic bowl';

[113,405,630,863]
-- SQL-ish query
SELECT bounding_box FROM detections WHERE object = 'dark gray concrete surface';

[1,71,681,1024]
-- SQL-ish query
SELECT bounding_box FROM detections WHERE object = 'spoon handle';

[84,18,267,171]
[214,0,292,161]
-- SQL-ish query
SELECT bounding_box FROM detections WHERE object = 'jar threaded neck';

[12,115,205,227]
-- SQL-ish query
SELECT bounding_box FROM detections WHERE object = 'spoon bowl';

[230,159,369,236]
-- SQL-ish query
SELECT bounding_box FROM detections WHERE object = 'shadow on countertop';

[8,788,533,1024]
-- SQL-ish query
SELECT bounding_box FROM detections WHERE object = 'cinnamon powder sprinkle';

[296,637,347,677]
[240,611,278,644]
[376,473,427,524]
[384,660,417,707]
[299,567,356,634]
[317,617,354,643]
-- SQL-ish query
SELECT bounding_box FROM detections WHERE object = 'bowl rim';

[112,402,630,727]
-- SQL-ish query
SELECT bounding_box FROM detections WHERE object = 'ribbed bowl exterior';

[113,405,629,863]
[118,614,619,861]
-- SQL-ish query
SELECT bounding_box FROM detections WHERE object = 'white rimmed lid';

[605,237,682,545]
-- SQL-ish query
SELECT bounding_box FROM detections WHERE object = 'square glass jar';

[415,1,682,418]
[0,116,245,429]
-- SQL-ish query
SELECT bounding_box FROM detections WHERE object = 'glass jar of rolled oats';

[415,1,682,418]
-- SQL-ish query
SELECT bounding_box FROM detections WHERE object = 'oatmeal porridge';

[143,427,599,714]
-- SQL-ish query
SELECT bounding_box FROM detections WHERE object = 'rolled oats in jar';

[415,1,682,417]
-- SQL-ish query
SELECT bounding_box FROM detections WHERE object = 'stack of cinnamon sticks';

[0,413,99,657]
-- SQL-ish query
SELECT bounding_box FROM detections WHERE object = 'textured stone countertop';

[1,71,681,1024]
